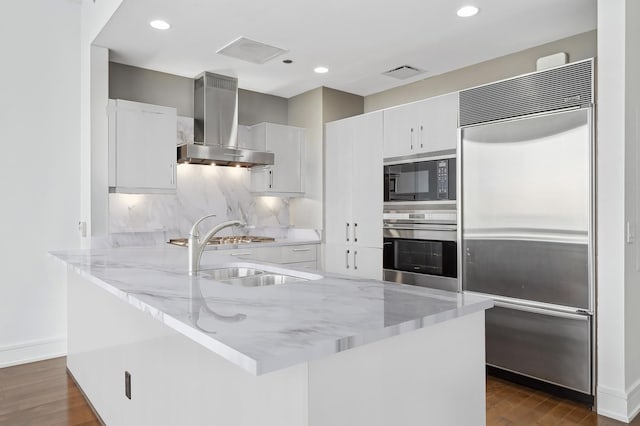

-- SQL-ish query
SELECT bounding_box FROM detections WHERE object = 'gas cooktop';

[168,236,276,247]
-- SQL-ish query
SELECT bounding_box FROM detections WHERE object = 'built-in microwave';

[384,156,456,202]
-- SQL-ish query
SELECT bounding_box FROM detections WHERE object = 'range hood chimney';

[177,72,274,167]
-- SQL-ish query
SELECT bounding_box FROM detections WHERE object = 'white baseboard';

[628,378,640,422]
[0,336,67,368]
[598,380,640,423]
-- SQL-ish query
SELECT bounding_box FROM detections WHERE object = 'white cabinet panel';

[351,114,383,248]
[383,104,417,158]
[324,119,353,246]
[324,244,352,276]
[250,123,304,195]
[324,245,382,280]
[350,247,383,280]
[108,99,177,193]
[422,92,458,153]
[383,92,458,159]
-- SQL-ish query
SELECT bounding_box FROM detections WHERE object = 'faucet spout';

[188,218,246,276]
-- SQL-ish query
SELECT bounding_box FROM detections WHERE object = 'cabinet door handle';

[354,250,358,270]
[268,170,273,189]
[292,248,311,252]
[353,223,358,243]
[410,128,414,150]
[346,250,350,269]
[420,125,424,148]
[346,223,350,242]
[230,252,252,256]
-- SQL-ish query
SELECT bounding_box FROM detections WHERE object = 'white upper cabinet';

[383,92,459,159]
[249,123,305,196]
[108,99,177,193]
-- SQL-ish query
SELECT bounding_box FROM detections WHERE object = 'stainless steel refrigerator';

[459,59,594,398]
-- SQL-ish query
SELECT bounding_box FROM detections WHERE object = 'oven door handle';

[383,223,457,231]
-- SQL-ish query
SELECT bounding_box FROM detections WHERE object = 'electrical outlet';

[125,371,131,400]
[78,221,87,238]
[627,221,636,244]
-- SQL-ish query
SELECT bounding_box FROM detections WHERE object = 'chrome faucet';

[188,214,246,275]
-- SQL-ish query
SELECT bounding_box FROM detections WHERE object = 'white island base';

[68,270,486,426]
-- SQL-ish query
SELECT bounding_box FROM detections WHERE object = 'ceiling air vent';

[382,65,425,80]
[216,37,288,64]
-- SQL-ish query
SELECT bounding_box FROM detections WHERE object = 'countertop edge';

[255,298,494,375]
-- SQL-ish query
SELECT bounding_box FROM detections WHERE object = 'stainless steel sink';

[200,267,265,281]
[200,266,314,287]
[218,274,307,287]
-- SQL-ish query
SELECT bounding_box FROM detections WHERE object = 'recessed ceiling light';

[457,6,479,17]
[149,20,171,30]
[314,66,329,74]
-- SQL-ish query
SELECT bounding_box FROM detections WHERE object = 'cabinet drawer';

[248,244,318,264]
[200,247,265,263]
[279,245,318,263]
[289,260,318,270]
[211,244,318,265]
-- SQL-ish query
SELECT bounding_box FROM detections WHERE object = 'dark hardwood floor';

[486,376,639,425]
[0,357,100,425]
[1,357,638,425]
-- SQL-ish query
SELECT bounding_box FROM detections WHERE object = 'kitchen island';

[52,244,492,426]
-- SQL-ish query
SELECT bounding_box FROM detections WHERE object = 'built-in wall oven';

[383,153,458,292]
[383,206,458,292]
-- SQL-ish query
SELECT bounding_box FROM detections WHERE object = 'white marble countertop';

[51,244,492,375]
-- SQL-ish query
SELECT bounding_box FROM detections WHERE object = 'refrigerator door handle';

[493,301,590,321]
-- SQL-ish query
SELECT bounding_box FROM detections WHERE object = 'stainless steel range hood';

[177,72,274,167]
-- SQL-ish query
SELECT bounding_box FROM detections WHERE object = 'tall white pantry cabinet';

[324,111,383,280]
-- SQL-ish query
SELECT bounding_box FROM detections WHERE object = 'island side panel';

[67,270,309,426]
[307,311,487,426]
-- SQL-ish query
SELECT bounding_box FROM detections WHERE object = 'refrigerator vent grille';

[459,59,592,126]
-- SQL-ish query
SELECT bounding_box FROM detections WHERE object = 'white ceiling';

[95,0,596,99]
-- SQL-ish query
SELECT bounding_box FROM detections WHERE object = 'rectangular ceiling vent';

[216,36,288,64]
[382,65,425,80]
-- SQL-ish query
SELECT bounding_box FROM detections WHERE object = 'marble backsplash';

[109,164,290,239]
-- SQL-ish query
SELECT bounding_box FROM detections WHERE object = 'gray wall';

[288,88,323,230]
[108,62,288,124]
[238,89,288,125]
[322,87,364,124]
[109,62,194,116]
[364,30,597,112]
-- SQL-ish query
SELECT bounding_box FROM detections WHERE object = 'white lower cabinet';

[324,244,382,280]
[202,243,319,270]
